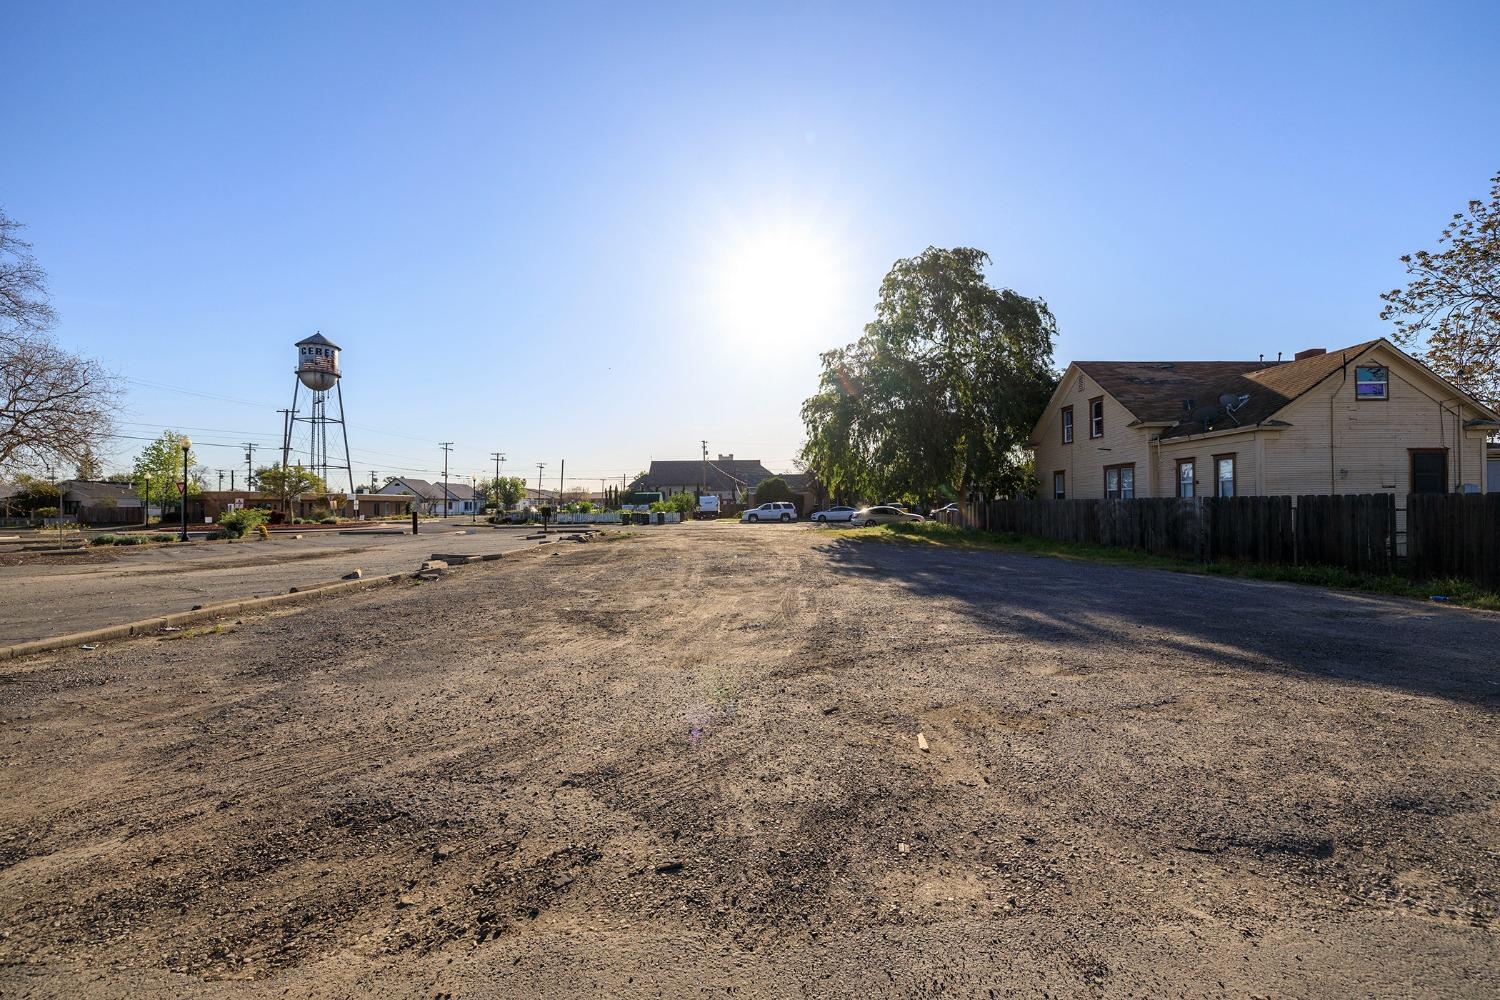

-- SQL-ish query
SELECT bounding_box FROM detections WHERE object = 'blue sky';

[3,1,1497,490]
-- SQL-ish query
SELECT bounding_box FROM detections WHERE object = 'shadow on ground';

[815,535,1500,706]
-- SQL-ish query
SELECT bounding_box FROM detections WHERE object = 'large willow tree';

[800,247,1057,502]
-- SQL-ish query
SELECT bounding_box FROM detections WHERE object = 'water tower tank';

[295,332,341,391]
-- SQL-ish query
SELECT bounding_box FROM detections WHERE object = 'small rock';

[432,844,455,862]
[396,894,418,908]
[916,733,930,752]
[342,569,363,580]
[654,861,685,874]
[898,842,911,854]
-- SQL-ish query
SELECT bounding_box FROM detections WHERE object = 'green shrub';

[115,534,149,545]
[217,507,269,539]
[92,534,119,546]
[149,533,175,543]
[320,516,338,525]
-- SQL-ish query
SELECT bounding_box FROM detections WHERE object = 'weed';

[840,521,1500,611]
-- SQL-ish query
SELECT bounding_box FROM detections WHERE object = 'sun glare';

[715,224,845,348]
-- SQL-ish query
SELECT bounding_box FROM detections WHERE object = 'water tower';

[280,332,354,494]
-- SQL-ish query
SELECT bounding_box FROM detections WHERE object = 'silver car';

[850,505,925,526]
[810,505,856,523]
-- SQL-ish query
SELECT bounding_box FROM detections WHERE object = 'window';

[1410,449,1447,494]
[1104,463,1135,499]
[1214,454,1236,498]
[1355,365,1388,400]
[1088,397,1104,438]
[1061,406,1074,444]
[1053,471,1066,500]
[1176,459,1195,498]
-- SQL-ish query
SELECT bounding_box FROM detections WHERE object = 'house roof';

[1064,340,1417,441]
[632,458,775,492]
[59,480,139,503]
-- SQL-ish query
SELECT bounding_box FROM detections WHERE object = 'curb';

[0,571,408,663]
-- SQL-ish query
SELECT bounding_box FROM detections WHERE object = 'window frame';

[1175,458,1196,499]
[1103,462,1136,500]
[1213,453,1237,498]
[1408,448,1449,495]
[1052,470,1066,500]
[1355,365,1389,401]
[1060,406,1074,445]
[1087,396,1105,439]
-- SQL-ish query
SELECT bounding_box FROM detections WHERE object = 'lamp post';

[179,437,192,542]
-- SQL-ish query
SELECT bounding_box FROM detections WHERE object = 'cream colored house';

[1029,339,1498,501]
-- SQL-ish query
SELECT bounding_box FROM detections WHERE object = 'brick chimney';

[717,454,734,462]
[1293,347,1327,361]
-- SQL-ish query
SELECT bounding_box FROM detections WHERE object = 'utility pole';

[278,409,293,473]
[439,442,453,518]
[491,451,505,512]
[370,470,378,491]
[243,442,258,490]
[230,469,235,490]
[536,462,546,506]
[701,439,708,498]
[218,470,225,490]
[559,459,564,498]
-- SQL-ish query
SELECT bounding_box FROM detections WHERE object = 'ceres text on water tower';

[296,332,341,391]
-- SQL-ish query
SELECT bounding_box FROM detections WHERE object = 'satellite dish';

[1219,393,1249,412]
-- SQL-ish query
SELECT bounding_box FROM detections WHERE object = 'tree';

[753,476,794,503]
[1380,170,1500,406]
[1,208,120,475]
[801,247,1058,502]
[489,475,526,509]
[11,474,59,512]
[74,443,103,480]
[256,464,328,505]
[130,431,203,509]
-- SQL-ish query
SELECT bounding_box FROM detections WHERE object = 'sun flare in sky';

[712,222,848,351]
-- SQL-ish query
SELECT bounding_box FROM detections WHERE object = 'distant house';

[1029,338,1499,500]
[57,480,143,524]
[630,454,774,502]
[375,477,478,516]
[776,472,827,514]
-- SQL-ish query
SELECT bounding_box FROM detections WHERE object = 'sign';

[176,481,186,495]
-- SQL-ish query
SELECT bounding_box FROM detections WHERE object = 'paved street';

[0,519,581,644]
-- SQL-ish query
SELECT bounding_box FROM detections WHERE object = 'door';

[1411,450,1448,494]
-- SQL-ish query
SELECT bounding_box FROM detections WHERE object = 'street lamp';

[179,437,192,542]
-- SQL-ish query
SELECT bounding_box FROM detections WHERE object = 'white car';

[741,502,798,523]
[810,505,856,523]
[850,505,926,527]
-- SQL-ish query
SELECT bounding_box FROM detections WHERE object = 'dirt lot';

[2,523,1498,997]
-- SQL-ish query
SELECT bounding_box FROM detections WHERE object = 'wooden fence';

[943,492,1496,587]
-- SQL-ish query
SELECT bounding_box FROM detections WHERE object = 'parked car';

[851,505,926,526]
[741,502,798,523]
[809,505,856,523]
[929,503,959,518]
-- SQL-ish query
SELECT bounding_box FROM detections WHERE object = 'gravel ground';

[1,523,1497,998]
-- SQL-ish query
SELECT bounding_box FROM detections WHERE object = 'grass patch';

[598,531,638,542]
[835,521,1500,611]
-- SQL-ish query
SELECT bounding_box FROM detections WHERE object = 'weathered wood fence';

[941,493,1497,586]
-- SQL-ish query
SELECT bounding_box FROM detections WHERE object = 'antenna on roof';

[1219,393,1250,426]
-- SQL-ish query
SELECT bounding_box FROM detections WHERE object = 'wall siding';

[1031,366,1155,499]
[1262,346,1488,497]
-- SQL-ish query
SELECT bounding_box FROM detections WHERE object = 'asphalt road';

[1,522,1496,997]
[0,519,580,643]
